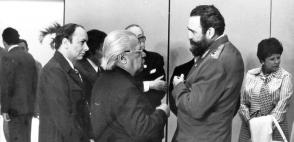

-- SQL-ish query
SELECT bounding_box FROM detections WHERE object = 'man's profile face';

[68,27,89,61]
[187,16,210,57]
[94,43,103,65]
[124,40,146,76]
[127,26,146,50]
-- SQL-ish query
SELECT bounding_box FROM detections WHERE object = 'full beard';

[189,38,210,57]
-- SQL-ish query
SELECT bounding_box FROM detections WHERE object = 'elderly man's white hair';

[101,30,138,70]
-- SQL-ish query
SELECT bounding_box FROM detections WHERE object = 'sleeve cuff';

[143,81,150,92]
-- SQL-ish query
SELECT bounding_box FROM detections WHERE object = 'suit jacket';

[0,46,37,116]
[169,59,194,115]
[0,47,7,103]
[75,58,100,103]
[90,67,167,142]
[172,35,244,142]
[38,51,89,142]
[135,50,166,109]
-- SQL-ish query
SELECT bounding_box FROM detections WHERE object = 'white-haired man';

[90,30,169,142]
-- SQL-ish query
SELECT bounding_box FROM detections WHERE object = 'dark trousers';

[3,114,32,142]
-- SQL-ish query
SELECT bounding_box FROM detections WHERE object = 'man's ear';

[62,38,70,49]
[118,54,127,64]
[205,27,215,39]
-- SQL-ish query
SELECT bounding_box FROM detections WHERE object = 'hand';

[173,74,184,86]
[89,139,95,142]
[2,113,11,121]
[149,75,167,91]
[156,103,170,117]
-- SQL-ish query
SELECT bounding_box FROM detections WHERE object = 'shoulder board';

[210,44,224,59]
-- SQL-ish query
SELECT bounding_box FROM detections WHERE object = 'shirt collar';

[216,34,225,40]
[86,58,98,72]
[8,44,19,52]
[250,66,283,80]
[59,52,74,69]
[200,34,227,59]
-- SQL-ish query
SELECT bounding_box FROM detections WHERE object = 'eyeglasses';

[124,49,144,55]
[138,36,146,43]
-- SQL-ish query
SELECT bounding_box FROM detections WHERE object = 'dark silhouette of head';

[2,27,20,46]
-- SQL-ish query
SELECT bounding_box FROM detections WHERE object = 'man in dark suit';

[90,30,169,142]
[172,5,244,142]
[0,46,8,141]
[38,23,90,142]
[75,29,106,141]
[0,46,6,97]
[75,29,106,103]
[169,59,194,115]
[1,27,38,142]
[125,24,166,109]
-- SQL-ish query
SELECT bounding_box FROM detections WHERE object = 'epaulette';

[210,44,224,59]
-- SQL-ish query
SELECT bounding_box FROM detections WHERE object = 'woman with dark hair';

[239,37,293,142]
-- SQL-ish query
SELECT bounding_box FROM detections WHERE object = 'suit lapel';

[76,58,98,83]
[53,51,83,87]
[71,68,84,84]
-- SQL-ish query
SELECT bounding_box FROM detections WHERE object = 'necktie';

[73,68,83,83]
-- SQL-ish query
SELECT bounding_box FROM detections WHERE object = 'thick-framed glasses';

[138,36,146,43]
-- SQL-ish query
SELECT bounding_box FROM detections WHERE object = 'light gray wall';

[65,0,294,141]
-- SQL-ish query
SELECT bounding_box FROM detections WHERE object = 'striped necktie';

[73,68,83,82]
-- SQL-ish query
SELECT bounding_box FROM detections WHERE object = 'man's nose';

[84,43,89,51]
[188,31,193,39]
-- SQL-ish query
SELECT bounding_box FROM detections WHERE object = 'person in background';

[1,27,38,142]
[18,39,42,117]
[38,23,90,142]
[172,5,244,142]
[239,37,293,142]
[90,30,169,142]
[75,29,106,141]
[0,46,6,96]
[125,24,167,110]
[75,29,107,103]
[0,45,7,141]
[126,25,167,141]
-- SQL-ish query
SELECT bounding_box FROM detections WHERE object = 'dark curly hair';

[84,29,107,58]
[2,27,20,45]
[190,5,225,36]
[257,37,283,63]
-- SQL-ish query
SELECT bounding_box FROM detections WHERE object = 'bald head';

[125,24,146,50]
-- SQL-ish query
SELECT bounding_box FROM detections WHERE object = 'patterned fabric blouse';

[239,67,293,141]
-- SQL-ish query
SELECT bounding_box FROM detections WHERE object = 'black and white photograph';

[0,0,294,142]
